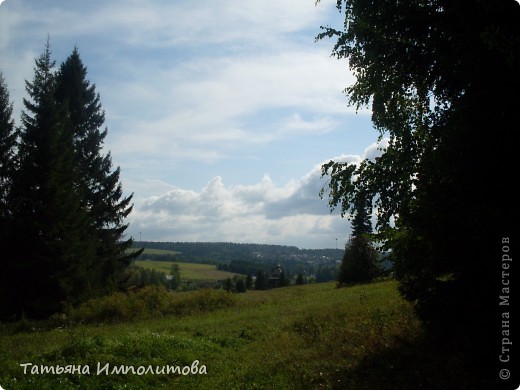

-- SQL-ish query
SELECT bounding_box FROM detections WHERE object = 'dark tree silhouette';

[56,47,141,295]
[6,41,97,318]
[318,0,518,381]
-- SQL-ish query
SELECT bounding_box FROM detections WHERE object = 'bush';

[68,286,236,324]
[69,286,168,323]
[168,288,236,316]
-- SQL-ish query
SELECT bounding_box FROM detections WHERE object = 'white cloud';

[364,137,388,160]
[104,49,355,162]
[128,140,385,248]
[130,167,338,247]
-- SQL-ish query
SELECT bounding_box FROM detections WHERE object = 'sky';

[0,0,385,249]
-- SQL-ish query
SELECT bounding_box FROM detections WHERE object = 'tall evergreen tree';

[235,278,246,293]
[0,71,17,218]
[350,191,372,238]
[5,41,96,318]
[55,48,141,294]
[338,197,379,285]
[338,236,379,285]
[224,277,234,292]
[0,71,18,319]
[255,270,267,290]
[245,274,253,289]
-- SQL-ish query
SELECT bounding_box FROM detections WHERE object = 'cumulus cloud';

[128,140,386,248]
[364,137,389,161]
[130,167,338,247]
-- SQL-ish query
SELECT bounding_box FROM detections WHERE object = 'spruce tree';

[245,274,253,289]
[255,270,267,290]
[338,195,379,285]
[55,48,141,295]
[279,270,290,287]
[6,41,96,318]
[338,236,379,285]
[0,71,18,319]
[350,191,372,237]
[235,278,246,293]
[224,277,233,292]
[0,71,17,218]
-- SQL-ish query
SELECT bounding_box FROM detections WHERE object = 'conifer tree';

[279,270,290,287]
[55,48,141,294]
[0,71,17,218]
[255,270,267,290]
[224,277,234,292]
[350,191,372,237]
[338,195,379,285]
[245,274,253,289]
[235,278,246,293]
[6,41,96,318]
[0,71,18,319]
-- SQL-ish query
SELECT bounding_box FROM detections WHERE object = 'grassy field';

[0,281,479,389]
[135,248,180,256]
[133,248,181,256]
[134,260,241,281]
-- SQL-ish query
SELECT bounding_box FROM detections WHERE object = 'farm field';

[138,248,180,256]
[134,260,242,281]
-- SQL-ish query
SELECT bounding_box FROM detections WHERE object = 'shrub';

[68,286,236,324]
[168,288,236,316]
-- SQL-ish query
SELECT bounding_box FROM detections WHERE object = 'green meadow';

[134,260,241,282]
[0,280,478,389]
[138,248,181,256]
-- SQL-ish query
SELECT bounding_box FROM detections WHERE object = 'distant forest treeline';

[134,241,344,264]
[133,241,345,283]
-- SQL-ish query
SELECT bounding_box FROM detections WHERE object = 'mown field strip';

[134,260,242,281]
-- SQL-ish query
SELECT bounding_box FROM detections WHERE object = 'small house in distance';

[268,264,283,288]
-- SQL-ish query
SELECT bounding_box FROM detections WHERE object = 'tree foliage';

[278,270,290,287]
[224,277,234,292]
[5,41,97,317]
[169,264,182,290]
[55,47,141,294]
[338,195,380,285]
[0,41,140,320]
[350,190,372,237]
[0,72,18,319]
[255,270,267,290]
[317,0,518,372]
[235,277,247,293]
[0,72,17,219]
[245,274,253,289]
[338,236,379,285]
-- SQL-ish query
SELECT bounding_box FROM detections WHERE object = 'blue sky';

[1,0,384,249]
